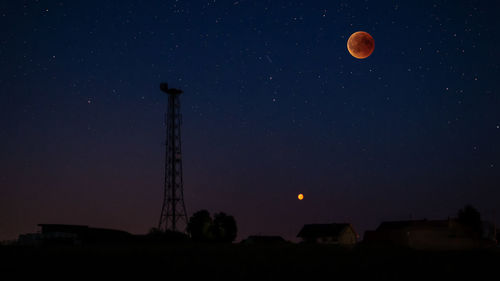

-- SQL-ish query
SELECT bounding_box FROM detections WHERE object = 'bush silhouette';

[146,227,190,242]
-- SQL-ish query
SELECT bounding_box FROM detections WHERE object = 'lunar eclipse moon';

[347,31,375,59]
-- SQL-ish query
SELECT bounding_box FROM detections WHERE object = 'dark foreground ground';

[1,243,499,280]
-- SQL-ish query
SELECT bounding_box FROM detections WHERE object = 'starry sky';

[1,0,500,242]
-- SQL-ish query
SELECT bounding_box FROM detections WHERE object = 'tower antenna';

[158,83,188,232]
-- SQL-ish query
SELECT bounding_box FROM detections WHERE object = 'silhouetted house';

[363,219,497,250]
[241,235,287,244]
[297,223,357,245]
[24,224,133,245]
[17,233,44,246]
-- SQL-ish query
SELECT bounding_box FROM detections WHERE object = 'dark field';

[1,243,499,280]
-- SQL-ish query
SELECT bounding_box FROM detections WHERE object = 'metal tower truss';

[158,83,188,232]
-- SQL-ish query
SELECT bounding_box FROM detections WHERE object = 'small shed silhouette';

[241,235,287,244]
[297,223,357,245]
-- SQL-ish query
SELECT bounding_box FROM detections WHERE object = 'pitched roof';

[297,223,352,238]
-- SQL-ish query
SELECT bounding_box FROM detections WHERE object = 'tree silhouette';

[457,204,482,236]
[187,210,214,242]
[187,210,237,243]
[213,212,237,243]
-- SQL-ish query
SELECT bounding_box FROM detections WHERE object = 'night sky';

[1,0,500,242]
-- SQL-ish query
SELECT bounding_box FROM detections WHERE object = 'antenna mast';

[158,83,188,232]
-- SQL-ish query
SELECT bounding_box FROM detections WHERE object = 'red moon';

[347,31,374,59]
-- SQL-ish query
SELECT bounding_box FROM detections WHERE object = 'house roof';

[297,223,353,238]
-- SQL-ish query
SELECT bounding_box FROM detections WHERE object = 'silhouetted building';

[363,219,497,250]
[18,224,133,245]
[17,233,44,246]
[297,223,357,245]
[241,235,287,244]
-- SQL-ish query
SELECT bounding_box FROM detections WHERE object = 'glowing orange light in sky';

[298,193,304,200]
